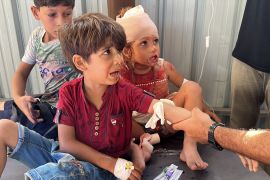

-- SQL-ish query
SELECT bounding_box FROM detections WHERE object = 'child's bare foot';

[130,140,145,171]
[141,138,153,162]
[180,136,208,170]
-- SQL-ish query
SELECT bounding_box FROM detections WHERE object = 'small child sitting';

[117,5,220,170]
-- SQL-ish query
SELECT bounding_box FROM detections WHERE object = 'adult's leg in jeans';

[230,59,264,129]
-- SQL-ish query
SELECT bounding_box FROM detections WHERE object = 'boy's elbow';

[59,141,71,152]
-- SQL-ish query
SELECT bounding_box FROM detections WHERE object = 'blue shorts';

[9,124,116,180]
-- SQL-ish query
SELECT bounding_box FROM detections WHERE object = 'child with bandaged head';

[117,5,221,170]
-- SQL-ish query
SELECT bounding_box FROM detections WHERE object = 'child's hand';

[141,133,161,145]
[139,133,152,145]
[140,137,153,162]
[129,166,142,180]
[15,96,40,124]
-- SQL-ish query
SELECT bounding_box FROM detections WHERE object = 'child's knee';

[182,81,202,95]
[0,120,17,140]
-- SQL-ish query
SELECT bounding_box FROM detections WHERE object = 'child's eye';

[140,41,147,46]
[103,49,111,55]
[64,12,72,17]
[48,13,57,17]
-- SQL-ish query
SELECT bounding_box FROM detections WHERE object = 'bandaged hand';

[113,158,134,180]
[145,99,175,129]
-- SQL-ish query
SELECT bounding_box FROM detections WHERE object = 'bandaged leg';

[113,158,134,180]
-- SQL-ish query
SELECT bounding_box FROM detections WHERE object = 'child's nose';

[151,44,158,52]
[57,16,68,26]
[114,53,123,65]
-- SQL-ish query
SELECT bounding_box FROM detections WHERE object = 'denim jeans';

[0,100,13,119]
[9,124,116,180]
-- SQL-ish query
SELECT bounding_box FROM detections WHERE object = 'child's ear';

[122,47,132,60]
[31,6,40,20]
[73,55,87,72]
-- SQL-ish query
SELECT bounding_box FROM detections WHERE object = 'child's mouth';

[109,71,120,79]
[149,55,158,64]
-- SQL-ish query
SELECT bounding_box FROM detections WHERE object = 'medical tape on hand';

[114,158,134,180]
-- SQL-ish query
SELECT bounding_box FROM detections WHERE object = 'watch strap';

[208,122,224,151]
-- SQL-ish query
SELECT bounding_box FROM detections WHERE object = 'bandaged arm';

[146,99,191,129]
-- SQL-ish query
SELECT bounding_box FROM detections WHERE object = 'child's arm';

[163,60,185,88]
[58,124,141,179]
[12,62,38,123]
[147,99,191,125]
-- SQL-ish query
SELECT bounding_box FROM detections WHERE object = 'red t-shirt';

[56,77,153,157]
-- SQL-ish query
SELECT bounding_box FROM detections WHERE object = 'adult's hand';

[172,108,214,143]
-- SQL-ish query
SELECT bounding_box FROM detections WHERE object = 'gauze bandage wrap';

[116,5,158,43]
[114,158,134,180]
[145,99,175,129]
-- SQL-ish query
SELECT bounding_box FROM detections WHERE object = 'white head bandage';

[114,158,134,180]
[116,5,158,43]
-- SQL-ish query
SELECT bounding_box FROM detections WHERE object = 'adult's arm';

[215,126,270,165]
[171,108,270,165]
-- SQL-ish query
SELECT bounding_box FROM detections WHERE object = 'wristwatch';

[208,122,225,151]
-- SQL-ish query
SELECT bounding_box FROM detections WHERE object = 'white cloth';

[145,99,175,129]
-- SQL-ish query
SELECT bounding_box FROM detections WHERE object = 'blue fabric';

[0,100,58,140]
[0,100,13,119]
[9,124,58,168]
[9,124,116,180]
[25,159,116,180]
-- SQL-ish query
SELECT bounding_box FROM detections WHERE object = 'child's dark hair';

[117,7,132,18]
[58,13,126,73]
[34,0,75,8]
